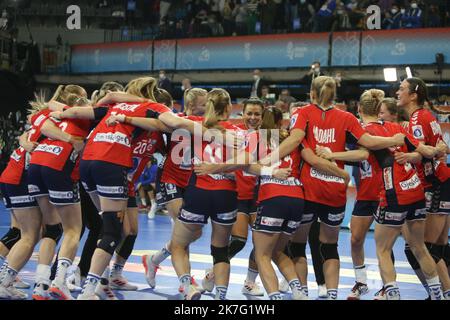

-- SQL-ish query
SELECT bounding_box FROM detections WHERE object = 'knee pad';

[228,235,246,259]
[404,243,421,270]
[319,242,339,263]
[115,234,137,260]
[211,245,229,265]
[97,212,122,255]
[425,242,443,264]
[289,242,307,259]
[43,223,63,244]
[0,227,21,250]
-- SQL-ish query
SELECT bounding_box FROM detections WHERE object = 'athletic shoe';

[190,276,205,294]
[279,278,289,293]
[384,285,400,300]
[201,269,215,293]
[374,287,386,300]
[347,282,369,300]
[318,284,328,298]
[0,285,28,300]
[292,287,309,300]
[49,281,74,300]
[32,283,50,300]
[183,284,201,300]
[95,279,118,300]
[77,291,100,300]
[142,254,159,288]
[110,275,138,291]
[147,204,157,219]
[66,266,82,292]
[13,276,31,289]
[241,280,264,296]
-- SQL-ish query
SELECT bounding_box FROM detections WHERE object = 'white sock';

[0,255,5,269]
[179,274,191,293]
[54,258,72,285]
[301,285,309,296]
[354,264,367,284]
[384,281,400,300]
[111,262,124,278]
[269,291,283,300]
[426,276,443,300]
[245,268,258,283]
[82,273,101,295]
[151,242,171,265]
[36,264,51,286]
[141,198,147,206]
[327,288,338,300]
[150,199,156,207]
[215,286,228,300]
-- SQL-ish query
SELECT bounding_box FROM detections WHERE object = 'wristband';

[260,167,274,177]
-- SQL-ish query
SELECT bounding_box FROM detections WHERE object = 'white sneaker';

[95,279,118,300]
[190,276,205,294]
[147,205,156,219]
[241,280,264,296]
[202,269,215,293]
[110,275,138,291]
[0,285,28,300]
[77,291,100,300]
[49,281,74,300]
[384,286,401,300]
[32,283,50,300]
[13,276,31,289]
[66,266,82,292]
[142,254,159,288]
[184,284,201,300]
[279,278,290,293]
[292,287,309,300]
[347,282,369,300]
[318,284,328,298]
[374,287,386,300]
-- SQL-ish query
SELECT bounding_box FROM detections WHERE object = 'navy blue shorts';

[352,200,379,218]
[301,201,346,227]
[1,176,38,209]
[253,197,304,235]
[425,179,450,215]
[80,160,128,200]
[237,199,257,215]
[28,164,80,205]
[127,196,137,208]
[179,186,237,225]
[374,199,426,226]
[155,168,184,206]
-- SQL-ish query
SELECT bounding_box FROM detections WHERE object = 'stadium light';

[405,67,413,79]
[383,68,397,82]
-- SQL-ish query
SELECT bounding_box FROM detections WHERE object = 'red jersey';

[82,102,171,168]
[0,109,50,185]
[365,121,424,207]
[127,131,165,196]
[291,104,366,207]
[408,108,448,186]
[160,115,203,188]
[235,123,258,200]
[258,145,304,202]
[192,120,244,191]
[356,122,383,202]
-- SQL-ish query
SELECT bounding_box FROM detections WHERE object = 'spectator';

[158,70,174,96]
[286,0,299,32]
[272,0,286,32]
[175,19,187,38]
[274,100,290,119]
[333,1,351,31]
[220,0,235,36]
[246,0,259,35]
[402,0,423,28]
[261,85,276,106]
[345,0,367,30]
[250,69,268,98]
[207,14,224,36]
[377,0,395,13]
[425,4,441,27]
[136,159,159,219]
[259,0,276,34]
[0,9,8,30]
[313,0,336,32]
[232,0,248,35]
[98,0,109,8]
[160,0,173,25]
[382,4,403,29]
[278,88,296,106]
[301,60,324,86]
[297,0,315,32]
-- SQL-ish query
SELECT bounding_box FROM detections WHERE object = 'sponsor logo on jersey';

[313,126,336,144]
[310,168,345,183]
[93,132,131,147]
[207,173,236,181]
[260,216,284,227]
[383,167,393,190]
[165,183,177,195]
[180,209,205,222]
[96,185,125,195]
[414,208,427,217]
[385,211,407,222]
[34,144,63,156]
[328,212,345,222]
[411,125,424,139]
[287,220,301,230]
[49,190,74,200]
[217,210,237,221]
[289,114,298,130]
[430,121,442,136]
[10,150,22,162]
[28,184,40,193]
[33,114,47,127]
[439,201,450,210]
[301,213,314,222]
[113,103,140,112]
[360,160,372,179]
[260,177,301,186]
[399,174,420,191]
[10,195,34,204]
[424,162,433,177]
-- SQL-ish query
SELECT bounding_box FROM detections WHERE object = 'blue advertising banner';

[176,34,329,70]
[153,40,176,71]
[361,28,450,66]
[71,41,153,73]
[331,31,360,66]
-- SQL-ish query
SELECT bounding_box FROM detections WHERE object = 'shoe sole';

[110,284,138,291]
[242,291,264,296]
[142,255,156,289]
[32,294,50,300]
[49,287,72,300]
[347,296,361,300]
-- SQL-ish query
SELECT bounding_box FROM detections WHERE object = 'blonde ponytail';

[311,76,336,108]
[360,89,385,116]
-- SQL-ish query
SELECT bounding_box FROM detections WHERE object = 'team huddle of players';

[0,75,449,300]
